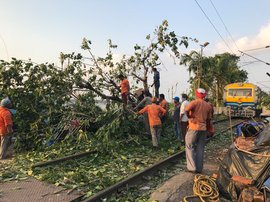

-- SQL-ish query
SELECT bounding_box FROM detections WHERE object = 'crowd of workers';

[0,68,213,174]
[119,68,214,173]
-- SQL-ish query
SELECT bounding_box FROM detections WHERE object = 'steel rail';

[213,118,229,124]
[79,120,244,202]
[32,150,97,168]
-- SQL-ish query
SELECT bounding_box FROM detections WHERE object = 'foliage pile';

[95,107,143,148]
[0,59,79,150]
[0,20,195,151]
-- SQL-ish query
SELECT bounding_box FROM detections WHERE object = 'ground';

[0,177,81,202]
[150,132,232,202]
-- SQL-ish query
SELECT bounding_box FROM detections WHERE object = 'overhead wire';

[193,0,235,54]
[256,82,270,90]
[208,0,251,65]
[242,45,270,52]
[209,0,240,51]
[238,50,270,66]
[0,33,9,61]
[255,80,270,83]
[238,61,259,67]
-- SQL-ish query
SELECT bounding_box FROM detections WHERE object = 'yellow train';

[223,83,258,117]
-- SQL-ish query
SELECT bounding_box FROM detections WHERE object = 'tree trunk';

[143,66,148,90]
[143,76,148,90]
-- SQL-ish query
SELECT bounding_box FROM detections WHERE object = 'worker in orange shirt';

[138,97,166,147]
[184,88,212,173]
[0,97,13,160]
[159,94,167,123]
[119,74,130,106]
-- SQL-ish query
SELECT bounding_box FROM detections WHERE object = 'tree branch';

[131,73,145,82]
[78,81,122,102]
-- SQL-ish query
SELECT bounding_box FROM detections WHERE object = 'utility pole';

[216,80,219,112]
[197,42,210,88]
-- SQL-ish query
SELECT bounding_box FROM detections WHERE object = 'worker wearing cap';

[184,88,212,173]
[138,97,166,147]
[0,97,13,160]
[173,96,181,140]
[118,74,130,106]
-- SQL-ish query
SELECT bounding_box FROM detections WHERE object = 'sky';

[0,0,270,100]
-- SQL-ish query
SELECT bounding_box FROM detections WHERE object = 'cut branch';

[79,81,122,102]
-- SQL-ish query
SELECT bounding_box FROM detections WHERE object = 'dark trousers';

[143,113,151,137]
[174,121,181,140]
[154,85,159,98]
[181,121,188,143]
[121,93,128,105]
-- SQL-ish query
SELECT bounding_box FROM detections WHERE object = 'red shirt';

[159,99,167,110]
[139,104,166,127]
[185,99,212,131]
[120,79,129,94]
[0,107,13,135]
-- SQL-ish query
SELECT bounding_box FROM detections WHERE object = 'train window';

[228,89,235,96]
[228,89,252,97]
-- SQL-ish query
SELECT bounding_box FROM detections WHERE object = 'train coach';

[223,83,258,117]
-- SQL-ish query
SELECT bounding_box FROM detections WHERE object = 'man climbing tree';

[119,74,130,107]
[151,68,160,98]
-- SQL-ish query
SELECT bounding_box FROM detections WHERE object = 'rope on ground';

[183,174,220,202]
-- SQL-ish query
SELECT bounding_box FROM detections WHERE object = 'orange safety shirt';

[185,98,212,131]
[120,79,129,94]
[139,104,166,127]
[0,107,13,136]
[159,99,167,110]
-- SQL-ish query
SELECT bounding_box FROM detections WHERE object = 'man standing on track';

[138,97,166,147]
[180,94,189,143]
[0,97,13,160]
[173,96,181,140]
[184,88,212,173]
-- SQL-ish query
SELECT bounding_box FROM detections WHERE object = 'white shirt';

[180,100,190,122]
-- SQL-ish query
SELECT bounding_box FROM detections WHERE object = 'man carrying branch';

[138,97,166,147]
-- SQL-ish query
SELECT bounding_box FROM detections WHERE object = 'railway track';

[75,118,245,202]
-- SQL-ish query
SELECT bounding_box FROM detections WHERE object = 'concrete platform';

[0,177,81,202]
[150,163,219,202]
